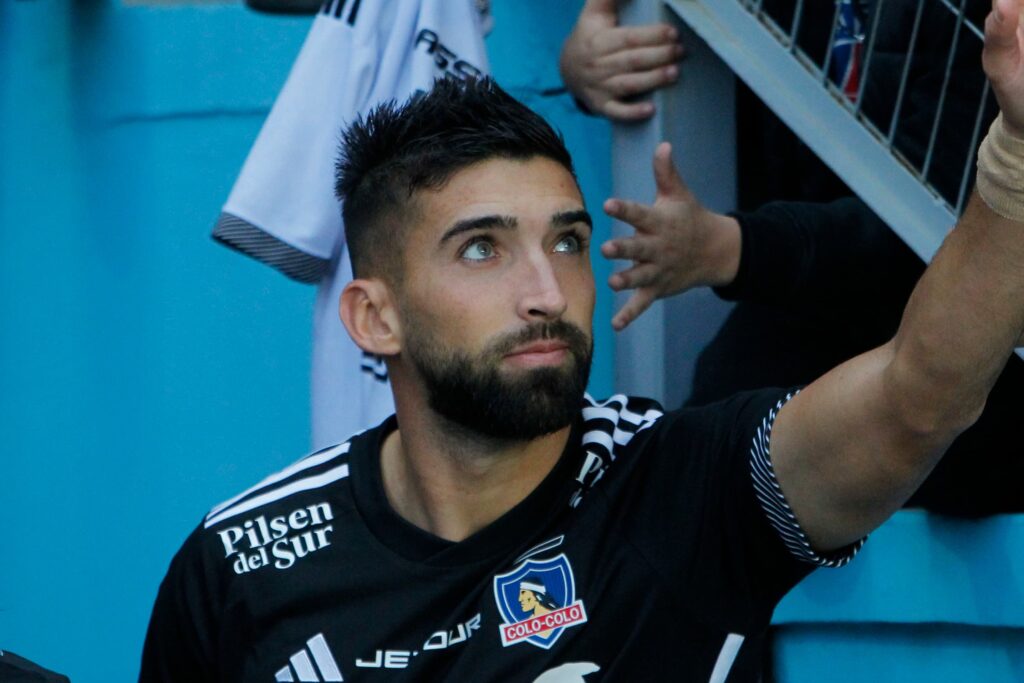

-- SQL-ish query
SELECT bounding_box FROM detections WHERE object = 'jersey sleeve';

[214,0,490,284]
[748,391,865,568]
[139,523,225,683]
[625,389,864,629]
[212,11,380,284]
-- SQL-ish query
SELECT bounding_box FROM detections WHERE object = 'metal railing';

[740,0,994,215]
[611,0,1017,403]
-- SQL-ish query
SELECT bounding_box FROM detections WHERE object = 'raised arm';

[601,143,741,330]
[601,171,922,331]
[770,0,1024,551]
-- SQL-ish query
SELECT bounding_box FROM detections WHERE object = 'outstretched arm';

[601,165,922,331]
[560,0,683,121]
[771,0,1024,551]
[601,143,741,330]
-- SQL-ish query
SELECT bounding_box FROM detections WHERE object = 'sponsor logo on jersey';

[414,29,484,81]
[353,613,481,670]
[493,553,588,649]
[274,632,343,682]
[217,502,334,575]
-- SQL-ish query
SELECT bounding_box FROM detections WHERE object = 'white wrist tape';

[976,112,1024,222]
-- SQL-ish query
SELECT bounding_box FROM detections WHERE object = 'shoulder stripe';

[212,212,329,284]
[206,442,351,521]
[205,463,350,529]
[580,393,663,459]
[581,405,621,423]
[748,393,865,567]
[570,394,664,507]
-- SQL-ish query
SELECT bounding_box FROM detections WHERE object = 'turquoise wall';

[8,3,1019,683]
[773,511,1024,681]
[0,2,611,681]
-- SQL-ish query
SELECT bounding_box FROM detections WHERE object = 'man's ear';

[340,279,402,356]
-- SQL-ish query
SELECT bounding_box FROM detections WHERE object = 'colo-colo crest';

[492,553,588,649]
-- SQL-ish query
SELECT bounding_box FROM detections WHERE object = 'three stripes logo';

[275,633,344,682]
[319,0,362,25]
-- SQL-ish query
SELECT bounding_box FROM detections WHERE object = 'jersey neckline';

[348,413,585,567]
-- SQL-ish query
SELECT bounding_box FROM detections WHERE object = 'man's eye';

[461,238,496,261]
[553,233,582,254]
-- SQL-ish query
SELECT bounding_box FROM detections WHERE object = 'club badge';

[492,553,588,649]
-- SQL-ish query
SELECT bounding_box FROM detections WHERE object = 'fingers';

[598,43,684,76]
[581,0,618,15]
[652,142,690,199]
[600,99,657,121]
[983,0,1024,133]
[592,24,679,55]
[585,63,679,120]
[601,236,658,263]
[983,0,1022,83]
[611,289,656,331]
[608,263,659,291]
[603,64,679,99]
[604,197,654,229]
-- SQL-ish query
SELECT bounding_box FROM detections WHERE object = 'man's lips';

[504,340,571,367]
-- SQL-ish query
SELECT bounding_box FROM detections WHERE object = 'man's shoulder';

[578,389,794,461]
[203,438,357,530]
[177,427,381,574]
[578,393,666,454]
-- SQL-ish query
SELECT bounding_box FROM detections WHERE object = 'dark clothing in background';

[739,0,993,211]
[0,651,70,683]
[688,198,1024,515]
[683,0,1021,515]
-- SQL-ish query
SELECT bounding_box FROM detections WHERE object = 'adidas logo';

[275,633,343,682]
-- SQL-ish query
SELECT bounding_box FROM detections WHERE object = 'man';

[141,2,1024,679]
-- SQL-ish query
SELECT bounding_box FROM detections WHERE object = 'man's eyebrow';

[439,215,518,244]
[552,209,593,232]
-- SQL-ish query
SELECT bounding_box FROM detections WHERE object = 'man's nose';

[516,252,568,321]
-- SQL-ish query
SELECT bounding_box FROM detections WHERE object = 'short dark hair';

[335,77,577,282]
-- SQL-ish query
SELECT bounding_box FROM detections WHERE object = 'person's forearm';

[698,210,742,288]
[715,198,922,306]
[883,190,1024,442]
[769,194,1024,549]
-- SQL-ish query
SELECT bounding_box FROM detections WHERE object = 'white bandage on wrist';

[976,112,1024,222]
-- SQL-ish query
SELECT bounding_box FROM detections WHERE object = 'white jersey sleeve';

[215,0,490,281]
[212,0,489,448]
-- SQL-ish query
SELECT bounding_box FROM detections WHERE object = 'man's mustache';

[489,321,592,358]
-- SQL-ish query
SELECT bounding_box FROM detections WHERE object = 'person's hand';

[559,0,683,121]
[601,142,741,331]
[983,0,1024,348]
[983,0,1024,136]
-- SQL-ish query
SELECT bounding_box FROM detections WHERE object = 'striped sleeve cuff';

[212,212,330,284]
[749,392,865,568]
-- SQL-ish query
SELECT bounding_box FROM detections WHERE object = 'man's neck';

[379,406,571,543]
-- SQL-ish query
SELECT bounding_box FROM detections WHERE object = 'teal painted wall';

[0,2,611,681]
[774,623,1024,682]
[773,512,1024,681]
[10,3,1019,683]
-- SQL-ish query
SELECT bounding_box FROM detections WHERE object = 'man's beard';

[405,318,592,441]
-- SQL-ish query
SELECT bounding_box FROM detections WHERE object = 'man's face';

[519,588,539,612]
[396,156,595,441]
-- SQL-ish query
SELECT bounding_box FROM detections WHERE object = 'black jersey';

[141,390,860,682]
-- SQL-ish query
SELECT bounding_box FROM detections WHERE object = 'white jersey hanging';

[213,0,490,449]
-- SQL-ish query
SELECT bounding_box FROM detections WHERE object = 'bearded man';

[141,3,1024,679]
